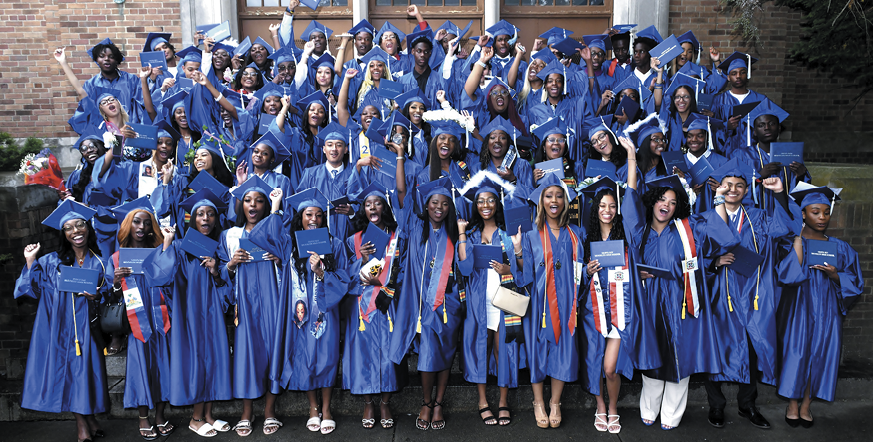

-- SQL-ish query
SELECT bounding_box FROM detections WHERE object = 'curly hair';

[90,42,124,64]
[587,130,628,169]
[642,186,691,225]
[584,189,625,262]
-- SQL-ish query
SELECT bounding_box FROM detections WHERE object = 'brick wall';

[667,1,873,155]
[0,0,182,139]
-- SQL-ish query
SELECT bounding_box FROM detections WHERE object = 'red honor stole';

[675,218,700,319]
[112,253,170,342]
[354,230,397,323]
[540,226,579,343]
[589,249,629,336]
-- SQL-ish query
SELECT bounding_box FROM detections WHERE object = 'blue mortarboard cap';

[583,34,612,52]
[635,25,663,45]
[748,98,789,124]
[624,115,664,147]
[528,173,577,203]
[530,47,558,65]
[611,24,637,35]
[144,32,172,52]
[161,89,189,112]
[176,45,203,65]
[376,22,407,46]
[286,187,330,212]
[482,76,516,99]
[301,21,333,42]
[468,36,493,48]
[232,175,271,201]
[250,130,290,166]
[612,74,651,102]
[317,121,351,145]
[481,115,519,140]
[43,200,97,230]
[580,176,625,198]
[429,119,465,140]
[664,72,705,99]
[718,51,758,76]
[710,158,752,184]
[459,171,514,202]
[677,61,707,79]
[394,88,431,109]
[790,183,841,210]
[677,31,700,52]
[435,21,461,37]
[110,196,154,222]
[195,137,225,158]
[684,112,725,132]
[180,188,228,214]
[268,45,301,65]
[405,29,435,51]
[75,125,105,147]
[252,37,275,55]
[587,115,615,140]
[253,82,284,102]
[348,19,376,37]
[377,112,419,137]
[486,20,519,39]
[355,182,391,207]
[540,27,573,46]
[365,117,385,143]
[212,42,235,56]
[360,46,391,68]
[646,174,686,195]
[310,52,336,71]
[417,177,454,207]
[296,90,330,112]
[532,117,568,143]
[88,38,123,62]
[155,120,181,143]
[92,87,123,105]
[536,59,567,82]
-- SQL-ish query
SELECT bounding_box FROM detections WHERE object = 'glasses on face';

[241,71,259,78]
[277,64,295,72]
[546,137,567,145]
[99,97,116,106]
[490,89,509,97]
[79,142,97,152]
[650,137,667,144]
[591,133,608,144]
[62,220,87,233]
[674,95,691,101]
[476,198,497,206]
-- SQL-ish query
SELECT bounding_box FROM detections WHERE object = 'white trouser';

[640,375,690,428]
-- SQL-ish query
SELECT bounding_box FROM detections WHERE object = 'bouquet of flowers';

[17,148,66,191]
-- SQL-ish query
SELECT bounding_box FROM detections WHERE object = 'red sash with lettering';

[675,218,700,319]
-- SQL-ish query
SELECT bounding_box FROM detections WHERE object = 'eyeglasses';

[546,137,567,145]
[277,64,295,72]
[674,95,692,101]
[650,137,667,144]
[241,71,259,78]
[476,198,497,206]
[62,220,87,233]
[79,142,98,152]
[490,89,509,97]
[591,133,608,144]
[99,97,116,106]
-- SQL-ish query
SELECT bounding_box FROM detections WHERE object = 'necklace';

[76,255,85,266]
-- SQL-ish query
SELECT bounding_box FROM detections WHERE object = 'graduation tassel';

[542,311,547,329]
[725,268,733,312]
[443,303,448,324]
[681,277,687,320]
[746,115,751,148]
[707,118,714,153]
[388,311,394,332]
[416,315,422,333]
[72,292,82,357]
[695,83,699,104]
[747,54,752,79]
[616,181,621,215]
[76,340,82,356]
[359,311,366,331]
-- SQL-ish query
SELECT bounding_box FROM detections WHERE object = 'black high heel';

[785,406,800,428]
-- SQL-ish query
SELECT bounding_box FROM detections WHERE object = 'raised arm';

[465,42,492,100]
[651,57,665,110]
[507,42,526,87]
[336,68,357,126]
[139,67,158,121]
[192,71,238,120]
[619,136,638,190]
[53,47,86,100]
[295,41,315,87]
[334,34,352,75]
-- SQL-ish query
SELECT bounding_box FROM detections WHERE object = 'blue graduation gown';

[684,151,728,214]
[106,252,172,408]
[707,203,794,385]
[144,241,232,405]
[515,225,586,383]
[458,228,526,388]
[298,164,355,242]
[473,157,535,200]
[14,253,110,415]
[65,167,119,258]
[272,124,318,191]
[83,70,144,123]
[399,66,448,110]
[528,97,594,156]
[347,161,421,213]
[580,189,661,395]
[661,111,690,153]
[711,89,769,157]
[249,214,351,391]
[388,220,464,372]
[342,231,406,395]
[218,227,283,398]
[150,173,232,238]
[734,145,811,216]
[634,198,740,382]
[775,237,863,401]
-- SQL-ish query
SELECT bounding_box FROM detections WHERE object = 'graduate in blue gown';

[343,184,406,429]
[701,164,796,430]
[79,39,144,124]
[580,165,661,434]
[587,118,643,190]
[144,189,233,437]
[512,174,586,429]
[634,175,738,430]
[777,185,863,425]
[336,66,386,165]
[625,115,677,188]
[218,177,284,436]
[15,201,109,442]
[653,74,707,153]
[415,120,474,186]
[461,73,529,145]
[532,116,585,188]
[474,116,534,197]
[142,32,179,94]
[274,91,330,190]
[733,99,811,215]
[457,172,526,427]
[388,178,465,431]
[529,60,596,159]
[248,188,350,435]
[400,29,450,110]
[297,123,355,241]
[711,52,770,157]
[233,131,294,213]
[106,199,174,439]
[512,49,555,118]
[680,114,729,214]
[344,47,396,119]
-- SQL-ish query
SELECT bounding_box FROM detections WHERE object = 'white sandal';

[188,421,216,438]
[262,417,283,435]
[232,420,252,437]
[306,416,321,432]
[594,412,608,432]
[607,414,621,434]
[320,419,336,435]
[211,419,230,432]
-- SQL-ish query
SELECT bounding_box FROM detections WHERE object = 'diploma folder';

[371,145,398,179]
[807,239,838,267]
[238,238,267,262]
[125,123,159,150]
[769,142,804,165]
[689,156,714,187]
[140,51,168,72]
[181,228,219,258]
[590,240,625,268]
[295,227,332,258]
[377,79,404,100]
[119,248,152,274]
[362,222,391,260]
[727,244,765,277]
[473,244,503,269]
[504,205,533,235]
[660,151,688,174]
[637,264,673,280]
[650,35,684,67]
[535,158,564,179]
[59,266,100,294]
[585,159,617,180]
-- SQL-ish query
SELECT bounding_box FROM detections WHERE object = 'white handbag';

[492,286,530,317]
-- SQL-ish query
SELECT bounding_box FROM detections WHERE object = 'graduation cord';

[724,206,761,312]
[416,241,429,334]
[72,249,105,357]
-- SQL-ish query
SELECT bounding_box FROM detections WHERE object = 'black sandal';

[479,405,496,426]
[498,407,512,426]
[416,400,433,431]
[431,401,446,430]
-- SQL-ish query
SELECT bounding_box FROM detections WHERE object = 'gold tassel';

[754,295,759,311]
[443,303,447,324]
[76,339,82,356]
[388,312,393,332]
[359,313,366,331]
[416,315,422,333]
[728,295,733,312]
[542,311,546,328]
[682,298,686,320]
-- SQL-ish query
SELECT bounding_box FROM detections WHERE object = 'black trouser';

[704,332,759,410]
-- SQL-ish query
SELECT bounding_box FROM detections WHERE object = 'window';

[245,0,347,6]
[374,0,477,6]
[502,0,603,5]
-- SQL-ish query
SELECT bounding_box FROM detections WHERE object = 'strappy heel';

[416,400,433,431]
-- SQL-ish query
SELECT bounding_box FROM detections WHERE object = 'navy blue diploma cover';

[362,222,391,260]
[295,228,332,258]
[181,229,219,258]
[140,51,168,72]
[206,21,231,43]
[727,244,765,277]
[59,266,100,293]
[258,113,276,136]
[585,159,617,180]
[661,151,688,174]
[378,79,404,99]
[473,244,503,269]
[239,238,267,262]
[504,205,533,235]
[637,264,673,280]
[769,142,804,165]
[371,145,398,179]
[590,240,625,268]
[650,35,684,67]
[807,239,838,267]
[535,158,564,179]
[689,156,714,186]
[125,123,159,150]
[119,248,152,274]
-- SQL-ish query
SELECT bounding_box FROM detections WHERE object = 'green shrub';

[0,132,45,172]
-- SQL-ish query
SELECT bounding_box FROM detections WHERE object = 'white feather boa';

[459,170,517,201]
[422,109,476,132]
